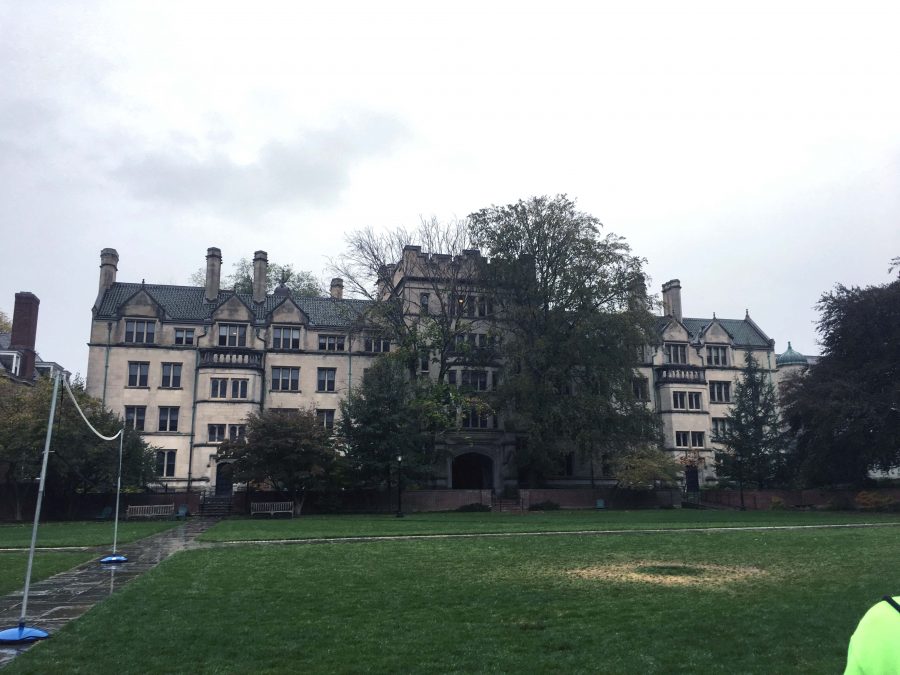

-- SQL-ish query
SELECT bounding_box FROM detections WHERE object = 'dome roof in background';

[776,341,809,367]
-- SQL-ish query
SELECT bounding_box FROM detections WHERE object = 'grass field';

[7,513,900,674]
[200,508,900,541]
[0,551,96,596]
[0,521,180,549]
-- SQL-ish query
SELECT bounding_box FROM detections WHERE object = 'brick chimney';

[94,248,119,309]
[252,250,268,303]
[10,292,39,380]
[205,247,222,302]
[330,278,344,300]
[662,279,682,321]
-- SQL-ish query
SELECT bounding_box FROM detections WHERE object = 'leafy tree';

[715,351,786,507]
[0,309,10,333]
[468,194,659,485]
[338,355,452,493]
[217,408,337,514]
[781,273,900,486]
[609,444,681,490]
[190,258,323,297]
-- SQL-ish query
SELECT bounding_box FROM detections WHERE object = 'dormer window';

[125,319,155,344]
[218,324,247,347]
[318,335,345,351]
[273,327,301,350]
[706,346,728,366]
[363,336,391,353]
[664,343,687,364]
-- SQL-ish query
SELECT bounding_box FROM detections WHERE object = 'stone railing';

[199,348,264,370]
[654,364,706,385]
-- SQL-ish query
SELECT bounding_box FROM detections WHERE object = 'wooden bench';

[126,504,175,520]
[250,501,294,518]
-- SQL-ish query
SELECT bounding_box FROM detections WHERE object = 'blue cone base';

[100,554,128,564]
[0,625,49,644]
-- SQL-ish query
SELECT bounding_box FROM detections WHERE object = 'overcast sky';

[2,1,898,378]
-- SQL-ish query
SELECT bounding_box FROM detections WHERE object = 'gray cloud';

[112,114,409,216]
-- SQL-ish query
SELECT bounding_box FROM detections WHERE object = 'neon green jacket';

[844,596,900,675]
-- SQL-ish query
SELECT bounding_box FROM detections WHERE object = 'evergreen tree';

[716,351,786,506]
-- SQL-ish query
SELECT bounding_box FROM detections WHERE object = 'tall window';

[155,450,176,477]
[462,370,488,391]
[127,362,149,387]
[462,408,492,429]
[317,368,336,392]
[272,367,300,391]
[208,424,226,442]
[672,391,686,410]
[706,346,728,366]
[125,406,146,431]
[420,352,430,373]
[273,327,301,350]
[161,363,182,388]
[688,392,702,410]
[419,293,430,315]
[318,335,345,351]
[675,431,689,447]
[710,381,731,403]
[174,328,194,345]
[125,319,155,344]
[665,343,688,364]
[317,409,335,430]
[691,431,705,448]
[228,424,246,441]
[231,379,248,399]
[632,378,649,401]
[218,324,247,347]
[211,378,228,398]
[712,417,731,440]
[363,336,391,353]
[477,296,493,317]
[158,407,179,432]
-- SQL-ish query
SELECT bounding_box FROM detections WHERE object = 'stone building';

[1,292,69,384]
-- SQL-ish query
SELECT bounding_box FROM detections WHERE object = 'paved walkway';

[0,519,216,668]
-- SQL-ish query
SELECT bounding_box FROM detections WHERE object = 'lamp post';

[396,454,404,518]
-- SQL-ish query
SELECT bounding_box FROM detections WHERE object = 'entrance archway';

[452,452,493,489]
[215,462,234,496]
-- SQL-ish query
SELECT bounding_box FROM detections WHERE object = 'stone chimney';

[205,247,222,303]
[252,250,268,303]
[330,278,344,300]
[627,273,647,312]
[94,248,119,309]
[10,292,39,380]
[662,279,682,321]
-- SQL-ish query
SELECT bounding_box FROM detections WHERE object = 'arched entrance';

[452,452,494,489]
[215,462,234,496]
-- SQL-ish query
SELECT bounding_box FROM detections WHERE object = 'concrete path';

[0,519,216,668]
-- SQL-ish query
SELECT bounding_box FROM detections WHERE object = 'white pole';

[18,372,61,629]
[111,429,124,555]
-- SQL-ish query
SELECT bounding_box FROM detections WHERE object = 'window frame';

[316,409,335,430]
[158,406,179,432]
[317,367,337,392]
[124,319,155,345]
[218,323,248,347]
[706,345,728,367]
[710,381,731,403]
[160,362,182,388]
[665,343,688,365]
[675,431,690,448]
[125,405,146,431]
[317,334,345,351]
[210,378,228,398]
[272,326,301,350]
[672,391,687,410]
[688,392,702,410]
[127,362,149,387]
[174,328,195,345]
[271,367,300,392]
[208,423,226,443]
[155,449,176,477]
[231,379,248,399]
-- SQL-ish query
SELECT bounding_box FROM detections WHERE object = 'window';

[161,363,182,388]
[448,370,457,387]
[317,367,336,392]
[208,424,226,442]
[477,296,493,317]
[712,417,731,440]
[125,319,155,344]
[317,409,335,430]
[420,352,430,373]
[675,431,690,447]
[124,406,146,431]
[419,293,430,315]
[158,407,179,432]
[228,424,246,441]
[218,323,247,347]
[273,327,301,350]
[462,407,491,429]
[155,450,176,477]
[707,346,728,366]
[672,391,686,410]
[364,336,391,353]
[710,381,731,403]
[272,367,300,391]
[462,370,488,391]
[231,379,248,399]
[632,378,649,401]
[318,334,345,351]
[174,328,194,345]
[688,392,702,410]
[691,431,705,448]
[665,343,688,364]
[127,362,149,387]
[211,378,228,398]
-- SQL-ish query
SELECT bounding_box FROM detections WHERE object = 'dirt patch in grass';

[568,560,766,587]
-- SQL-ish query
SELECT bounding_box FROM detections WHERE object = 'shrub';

[457,503,491,512]
[854,491,897,512]
[528,501,560,511]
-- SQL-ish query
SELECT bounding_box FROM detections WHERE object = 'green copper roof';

[776,341,809,367]
[656,316,772,348]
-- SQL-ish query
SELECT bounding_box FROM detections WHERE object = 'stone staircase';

[200,495,233,518]
[492,498,525,514]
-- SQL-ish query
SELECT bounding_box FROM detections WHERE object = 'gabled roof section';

[94,283,372,328]
[656,315,772,348]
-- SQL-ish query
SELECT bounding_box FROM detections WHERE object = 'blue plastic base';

[0,625,49,644]
[100,554,128,564]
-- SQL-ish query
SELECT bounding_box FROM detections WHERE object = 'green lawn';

[200,508,900,541]
[0,521,180,548]
[8,523,898,673]
[0,551,96,596]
